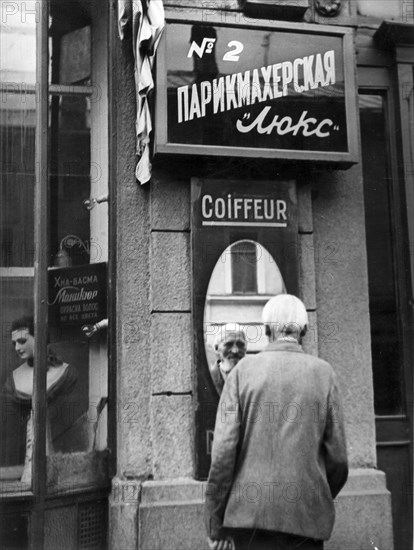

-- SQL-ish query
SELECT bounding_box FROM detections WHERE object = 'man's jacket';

[204,340,348,541]
[209,360,225,396]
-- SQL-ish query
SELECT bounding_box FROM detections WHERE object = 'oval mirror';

[204,240,286,394]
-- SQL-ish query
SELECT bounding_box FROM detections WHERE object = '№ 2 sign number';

[223,40,244,62]
[187,38,244,62]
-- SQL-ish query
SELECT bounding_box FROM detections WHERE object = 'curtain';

[118,0,165,184]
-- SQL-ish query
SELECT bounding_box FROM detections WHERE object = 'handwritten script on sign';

[156,22,359,162]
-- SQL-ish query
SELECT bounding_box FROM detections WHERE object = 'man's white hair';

[262,294,308,336]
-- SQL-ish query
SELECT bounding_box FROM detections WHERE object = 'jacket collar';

[263,340,304,353]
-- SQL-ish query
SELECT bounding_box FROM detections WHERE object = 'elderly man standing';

[208,323,247,396]
[205,294,348,550]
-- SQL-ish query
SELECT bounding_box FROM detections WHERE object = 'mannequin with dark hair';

[1,316,77,485]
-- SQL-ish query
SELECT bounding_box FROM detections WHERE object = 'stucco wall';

[357,0,409,20]
[115,36,153,479]
[312,166,377,467]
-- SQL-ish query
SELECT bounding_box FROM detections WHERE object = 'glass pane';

[0,0,108,500]
[231,241,258,294]
[0,1,36,493]
[359,93,403,415]
[49,2,91,86]
[46,1,108,494]
[50,93,91,267]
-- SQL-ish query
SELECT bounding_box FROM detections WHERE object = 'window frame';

[31,2,49,545]
[358,67,411,417]
[0,1,112,546]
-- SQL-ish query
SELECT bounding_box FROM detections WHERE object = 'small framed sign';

[155,20,359,166]
[48,262,107,328]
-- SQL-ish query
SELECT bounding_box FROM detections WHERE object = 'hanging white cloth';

[118,0,165,184]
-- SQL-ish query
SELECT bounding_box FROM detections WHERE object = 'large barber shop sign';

[155,21,358,165]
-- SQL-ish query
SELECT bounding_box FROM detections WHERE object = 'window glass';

[45,1,108,494]
[359,93,403,415]
[50,92,91,268]
[47,89,92,459]
[0,0,108,497]
[49,1,91,86]
[0,1,37,491]
[231,241,258,294]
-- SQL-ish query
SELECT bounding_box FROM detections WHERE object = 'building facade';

[0,1,413,549]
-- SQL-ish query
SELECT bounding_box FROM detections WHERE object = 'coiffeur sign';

[155,21,359,165]
[191,178,299,479]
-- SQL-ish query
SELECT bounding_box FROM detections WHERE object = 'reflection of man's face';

[217,332,247,374]
[12,329,35,362]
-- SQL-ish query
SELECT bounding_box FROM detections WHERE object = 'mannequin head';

[11,316,35,364]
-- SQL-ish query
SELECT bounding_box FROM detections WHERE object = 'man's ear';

[300,325,308,338]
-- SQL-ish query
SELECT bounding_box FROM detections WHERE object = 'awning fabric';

[118,0,165,184]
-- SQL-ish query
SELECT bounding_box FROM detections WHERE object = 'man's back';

[206,340,348,542]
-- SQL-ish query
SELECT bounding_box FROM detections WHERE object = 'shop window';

[46,0,109,494]
[359,92,404,415]
[0,0,109,509]
[0,0,37,483]
[359,51,413,550]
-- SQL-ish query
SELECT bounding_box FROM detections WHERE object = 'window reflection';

[49,2,91,86]
[45,0,108,494]
[0,0,108,496]
[231,241,258,294]
[204,240,286,373]
[3,316,78,487]
[0,1,37,487]
[50,92,91,268]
